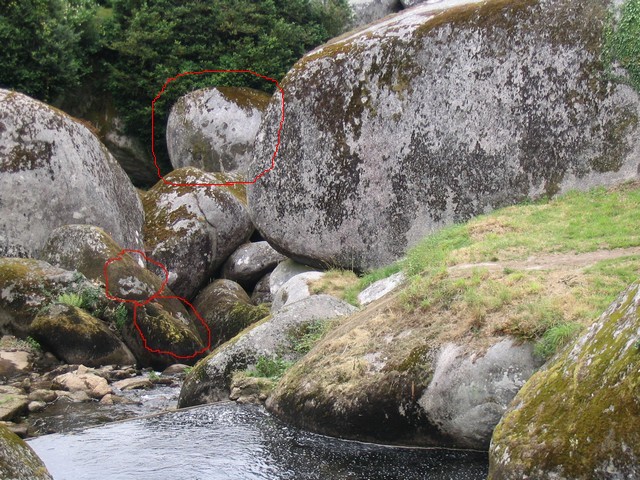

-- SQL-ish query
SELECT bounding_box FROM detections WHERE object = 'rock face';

[178,295,356,407]
[247,0,640,271]
[270,271,325,312]
[167,87,270,175]
[348,0,401,27]
[0,89,144,258]
[489,281,640,479]
[30,304,136,367]
[142,167,253,299]
[221,241,286,290]
[0,424,52,480]
[0,258,88,337]
[192,279,268,348]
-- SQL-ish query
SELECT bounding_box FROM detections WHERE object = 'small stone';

[162,364,190,375]
[27,401,46,413]
[28,389,57,403]
[113,377,152,391]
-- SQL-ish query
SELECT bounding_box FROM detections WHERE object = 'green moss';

[217,86,271,112]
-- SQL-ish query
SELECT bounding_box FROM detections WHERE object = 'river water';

[29,402,488,479]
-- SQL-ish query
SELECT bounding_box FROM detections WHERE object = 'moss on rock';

[0,423,52,479]
[489,281,640,479]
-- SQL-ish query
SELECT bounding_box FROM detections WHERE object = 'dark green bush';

[605,0,640,92]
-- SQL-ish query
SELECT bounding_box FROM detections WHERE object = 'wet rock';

[99,393,136,405]
[268,260,318,296]
[31,304,136,367]
[251,273,273,305]
[348,0,401,27]
[0,89,144,258]
[357,272,406,305]
[178,295,356,407]
[112,377,152,391]
[167,86,270,175]
[52,369,112,399]
[0,421,28,439]
[271,271,325,312]
[0,423,53,479]
[142,167,253,298]
[247,0,640,272]
[222,241,286,290]
[229,371,275,405]
[489,281,640,479]
[28,390,57,404]
[0,258,89,337]
[193,279,269,348]
[27,401,46,413]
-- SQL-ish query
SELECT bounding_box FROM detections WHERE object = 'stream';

[28,400,489,479]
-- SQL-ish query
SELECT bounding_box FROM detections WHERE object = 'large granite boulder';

[192,279,269,348]
[348,0,401,27]
[489,281,640,479]
[141,167,253,298]
[178,295,356,407]
[0,89,144,258]
[221,241,286,290]
[0,258,88,337]
[167,87,270,175]
[0,424,52,480]
[30,304,136,367]
[247,0,640,272]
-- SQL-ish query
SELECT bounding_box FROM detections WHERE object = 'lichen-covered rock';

[488,281,640,479]
[120,300,206,369]
[348,0,401,27]
[248,0,640,272]
[142,167,253,299]
[268,260,319,296]
[30,304,136,367]
[178,295,356,407]
[0,424,52,480]
[192,279,269,348]
[0,258,88,337]
[270,271,325,312]
[357,271,406,305]
[0,386,28,421]
[251,273,273,305]
[221,241,286,290]
[418,339,541,449]
[167,87,270,175]
[0,89,144,258]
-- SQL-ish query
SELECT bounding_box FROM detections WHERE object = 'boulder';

[489,281,640,479]
[0,89,144,258]
[30,304,136,367]
[221,241,286,290]
[0,386,28,421]
[167,86,270,175]
[142,167,253,299]
[247,0,640,272]
[178,295,356,407]
[271,271,325,312]
[251,273,273,305]
[0,424,53,480]
[268,260,319,296]
[357,272,406,305]
[112,377,152,391]
[192,279,269,348]
[52,369,112,399]
[418,339,541,449]
[0,258,88,337]
[348,0,401,27]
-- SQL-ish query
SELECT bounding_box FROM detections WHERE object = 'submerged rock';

[247,0,640,271]
[489,281,640,479]
[142,167,253,299]
[0,89,144,258]
[167,87,270,175]
[178,295,356,407]
[30,304,136,368]
[0,424,52,480]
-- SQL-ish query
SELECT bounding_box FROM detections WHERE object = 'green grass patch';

[246,356,293,380]
[287,319,335,355]
[534,322,584,359]
[57,292,84,308]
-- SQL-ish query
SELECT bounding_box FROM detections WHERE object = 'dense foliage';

[605,0,640,92]
[0,0,100,101]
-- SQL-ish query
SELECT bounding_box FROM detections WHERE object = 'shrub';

[247,355,293,380]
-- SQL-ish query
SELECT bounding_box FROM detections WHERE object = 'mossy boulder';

[142,167,253,299]
[488,281,640,479]
[247,0,640,272]
[221,241,286,290]
[0,258,88,337]
[30,304,136,367]
[192,279,269,348]
[0,423,52,480]
[0,89,144,258]
[178,295,356,407]
[167,87,270,175]
[120,300,206,370]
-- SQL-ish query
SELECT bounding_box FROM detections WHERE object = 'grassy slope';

[312,181,640,357]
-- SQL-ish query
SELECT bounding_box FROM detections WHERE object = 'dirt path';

[449,246,640,274]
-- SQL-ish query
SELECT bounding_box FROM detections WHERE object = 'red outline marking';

[151,69,285,187]
[104,250,212,359]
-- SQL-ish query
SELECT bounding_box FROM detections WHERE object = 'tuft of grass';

[288,320,334,355]
[57,292,84,308]
[114,304,128,330]
[534,322,584,359]
[246,356,293,380]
